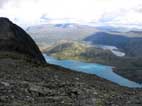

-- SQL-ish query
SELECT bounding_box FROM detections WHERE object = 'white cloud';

[0,0,142,28]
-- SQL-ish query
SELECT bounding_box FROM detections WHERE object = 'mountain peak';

[0,17,10,22]
[0,17,11,34]
[0,17,46,63]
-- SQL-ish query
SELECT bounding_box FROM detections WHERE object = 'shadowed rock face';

[0,17,46,63]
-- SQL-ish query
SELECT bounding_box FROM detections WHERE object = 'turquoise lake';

[43,54,142,88]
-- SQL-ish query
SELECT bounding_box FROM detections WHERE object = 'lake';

[94,45,125,57]
[43,54,142,88]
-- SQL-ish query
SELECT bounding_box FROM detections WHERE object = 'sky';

[0,0,142,28]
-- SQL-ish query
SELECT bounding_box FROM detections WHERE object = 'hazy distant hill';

[119,30,142,37]
[27,23,98,45]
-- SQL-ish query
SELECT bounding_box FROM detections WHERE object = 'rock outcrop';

[0,17,45,63]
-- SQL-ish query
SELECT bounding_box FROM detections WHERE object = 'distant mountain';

[95,25,142,32]
[124,30,142,37]
[1,18,142,106]
[26,23,98,45]
[54,23,77,28]
[95,26,129,32]
[84,32,142,57]
[129,31,142,34]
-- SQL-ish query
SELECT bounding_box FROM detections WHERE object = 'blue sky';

[0,0,142,28]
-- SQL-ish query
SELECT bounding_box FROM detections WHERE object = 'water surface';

[95,45,125,57]
[43,54,142,88]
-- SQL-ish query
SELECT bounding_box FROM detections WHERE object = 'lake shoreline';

[43,54,142,88]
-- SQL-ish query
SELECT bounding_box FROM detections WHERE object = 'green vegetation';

[45,41,115,63]
[48,42,93,62]
[45,41,142,83]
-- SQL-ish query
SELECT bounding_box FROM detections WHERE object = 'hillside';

[45,41,142,83]
[0,17,142,106]
[84,32,142,57]
[44,41,116,63]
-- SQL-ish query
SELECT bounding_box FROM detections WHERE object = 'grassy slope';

[45,41,115,63]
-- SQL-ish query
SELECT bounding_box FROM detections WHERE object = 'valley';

[43,41,142,83]
[1,17,142,106]
[29,25,142,84]
[1,0,142,105]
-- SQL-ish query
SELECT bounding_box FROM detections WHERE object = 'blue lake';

[43,54,142,88]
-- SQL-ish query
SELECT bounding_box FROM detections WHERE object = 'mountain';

[95,26,129,32]
[44,41,117,63]
[0,17,46,64]
[54,23,77,28]
[95,25,142,33]
[0,17,142,106]
[129,31,142,34]
[84,32,142,57]
[26,24,98,46]
[44,41,142,83]
[83,32,142,83]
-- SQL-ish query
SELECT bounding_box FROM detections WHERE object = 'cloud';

[0,0,9,8]
[0,0,142,28]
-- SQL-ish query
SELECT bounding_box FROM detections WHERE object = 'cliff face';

[0,17,45,63]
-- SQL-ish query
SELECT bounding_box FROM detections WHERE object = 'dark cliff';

[0,17,45,63]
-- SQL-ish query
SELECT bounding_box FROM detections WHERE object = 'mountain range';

[1,17,142,106]
[26,23,98,46]
[0,17,142,106]
[30,24,142,83]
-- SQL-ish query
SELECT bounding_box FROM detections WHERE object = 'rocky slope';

[0,18,142,106]
[1,51,142,106]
